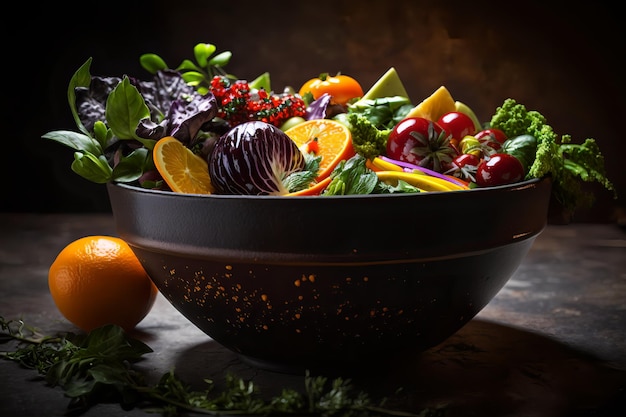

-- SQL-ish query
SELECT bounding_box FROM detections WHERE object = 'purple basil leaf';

[136,118,168,141]
[131,70,194,116]
[75,69,218,146]
[167,92,218,145]
[76,76,121,132]
[305,93,331,120]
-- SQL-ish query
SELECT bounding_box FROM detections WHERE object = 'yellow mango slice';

[403,86,456,122]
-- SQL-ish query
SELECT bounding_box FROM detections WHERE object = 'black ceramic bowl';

[107,177,552,373]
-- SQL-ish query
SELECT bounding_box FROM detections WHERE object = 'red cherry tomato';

[448,153,480,181]
[474,128,507,150]
[453,153,481,168]
[437,112,477,140]
[475,153,524,187]
[298,73,364,106]
[386,117,457,172]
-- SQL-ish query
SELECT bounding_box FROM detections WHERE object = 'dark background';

[4,1,624,223]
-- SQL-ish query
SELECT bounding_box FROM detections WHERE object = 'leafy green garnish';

[1,316,443,416]
[283,153,321,193]
[342,97,411,160]
[348,96,413,129]
[323,155,377,195]
[140,42,234,95]
[42,58,159,184]
[323,154,421,195]
[489,98,616,216]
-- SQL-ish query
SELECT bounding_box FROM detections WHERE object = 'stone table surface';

[1,213,625,417]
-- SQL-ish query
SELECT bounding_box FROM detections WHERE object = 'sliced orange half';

[284,119,355,181]
[153,136,214,194]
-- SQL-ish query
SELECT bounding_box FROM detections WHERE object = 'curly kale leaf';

[490,99,548,139]
[560,136,613,186]
[490,99,616,214]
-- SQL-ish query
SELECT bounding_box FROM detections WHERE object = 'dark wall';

[4,1,624,222]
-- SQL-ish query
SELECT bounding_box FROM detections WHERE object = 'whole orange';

[48,236,158,332]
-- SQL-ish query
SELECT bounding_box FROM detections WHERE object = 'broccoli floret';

[490,99,616,216]
[346,112,391,160]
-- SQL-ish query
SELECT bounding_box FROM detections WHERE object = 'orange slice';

[403,85,456,122]
[284,119,355,181]
[153,136,214,194]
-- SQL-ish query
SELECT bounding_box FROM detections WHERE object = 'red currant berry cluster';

[210,76,306,128]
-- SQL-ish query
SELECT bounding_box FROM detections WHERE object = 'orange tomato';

[298,73,364,106]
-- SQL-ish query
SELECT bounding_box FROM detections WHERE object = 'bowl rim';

[108,176,549,199]
[107,175,552,265]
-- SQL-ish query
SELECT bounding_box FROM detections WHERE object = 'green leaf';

[185,80,201,88]
[77,325,152,359]
[208,51,232,67]
[193,43,216,67]
[176,59,202,72]
[349,171,379,194]
[42,130,102,156]
[135,137,157,150]
[112,148,150,183]
[323,155,379,195]
[140,179,162,189]
[105,77,151,140]
[68,58,93,136]
[502,134,538,174]
[380,180,422,193]
[249,72,271,91]
[2,317,434,416]
[92,121,111,149]
[71,152,113,183]
[63,373,98,397]
[139,53,168,74]
[181,71,207,84]
[284,171,317,192]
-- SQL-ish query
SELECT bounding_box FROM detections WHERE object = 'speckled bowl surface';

[107,177,552,373]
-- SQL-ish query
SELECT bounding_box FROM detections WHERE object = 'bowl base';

[238,354,395,376]
[238,354,310,375]
[236,344,429,376]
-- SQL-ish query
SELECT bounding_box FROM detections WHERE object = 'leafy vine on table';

[1,316,446,416]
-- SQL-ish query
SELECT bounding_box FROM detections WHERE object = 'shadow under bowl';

[107,177,552,373]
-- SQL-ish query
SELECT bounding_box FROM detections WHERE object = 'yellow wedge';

[455,100,482,132]
[369,157,404,172]
[360,67,410,101]
[403,86,456,122]
[376,170,466,192]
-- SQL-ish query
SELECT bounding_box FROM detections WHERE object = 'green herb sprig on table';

[1,316,445,416]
